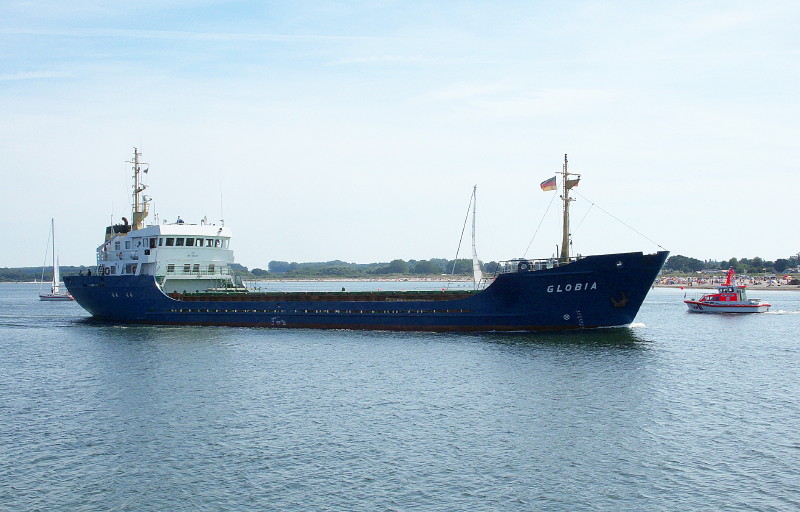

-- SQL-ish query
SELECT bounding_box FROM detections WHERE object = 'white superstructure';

[95,148,241,294]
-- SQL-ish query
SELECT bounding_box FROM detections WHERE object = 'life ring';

[518,261,530,271]
[104,267,111,276]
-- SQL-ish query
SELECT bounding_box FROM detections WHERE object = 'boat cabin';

[699,286,747,303]
[97,220,238,294]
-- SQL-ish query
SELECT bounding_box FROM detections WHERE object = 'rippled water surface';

[1,283,798,511]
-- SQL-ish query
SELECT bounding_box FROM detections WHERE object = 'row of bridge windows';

[111,237,229,251]
[161,237,228,248]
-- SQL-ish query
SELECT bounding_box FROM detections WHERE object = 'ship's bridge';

[96,221,239,293]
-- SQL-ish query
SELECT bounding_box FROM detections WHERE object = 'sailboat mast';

[51,218,57,290]
[51,218,56,278]
[51,218,61,293]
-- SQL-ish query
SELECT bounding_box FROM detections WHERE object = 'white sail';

[52,255,61,294]
[471,186,483,288]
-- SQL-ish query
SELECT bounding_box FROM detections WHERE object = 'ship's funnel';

[132,210,148,231]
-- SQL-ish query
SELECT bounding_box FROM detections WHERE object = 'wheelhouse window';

[206,239,213,247]
[176,238,184,246]
[158,238,164,247]
[149,238,157,249]
[166,238,175,246]
[214,240,221,248]
[185,238,194,247]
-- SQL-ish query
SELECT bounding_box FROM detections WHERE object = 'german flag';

[540,176,557,191]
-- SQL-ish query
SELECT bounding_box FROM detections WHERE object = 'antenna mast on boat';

[128,147,150,230]
[559,154,580,262]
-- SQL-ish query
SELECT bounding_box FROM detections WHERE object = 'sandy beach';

[655,282,800,291]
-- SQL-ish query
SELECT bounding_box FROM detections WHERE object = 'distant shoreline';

[9,278,800,291]
[6,277,474,285]
[246,277,473,283]
[654,283,800,291]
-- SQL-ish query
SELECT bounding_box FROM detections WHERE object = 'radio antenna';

[219,179,224,226]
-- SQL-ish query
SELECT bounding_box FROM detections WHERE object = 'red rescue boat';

[684,268,770,313]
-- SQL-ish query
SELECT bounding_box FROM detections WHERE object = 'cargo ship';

[65,149,668,331]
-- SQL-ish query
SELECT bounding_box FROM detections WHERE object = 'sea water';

[1,283,798,511]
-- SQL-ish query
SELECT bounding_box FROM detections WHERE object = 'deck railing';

[164,267,233,277]
[494,256,582,275]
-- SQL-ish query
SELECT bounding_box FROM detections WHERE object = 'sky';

[2,0,799,269]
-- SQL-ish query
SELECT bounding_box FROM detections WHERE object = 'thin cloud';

[425,82,514,101]
[422,84,618,116]
[1,27,387,43]
[689,9,765,34]
[467,88,620,117]
[0,70,68,81]
[332,55,436,65]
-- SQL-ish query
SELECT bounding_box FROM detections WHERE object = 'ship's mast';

[128,147,149,230]
[559,154,579,262]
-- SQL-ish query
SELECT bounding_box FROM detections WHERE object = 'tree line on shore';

[257,255,800,278]
[663,255,799,274]
[3,254,797,282]
[0,259,494,282]
[0,266,88,283]
[249,259,497,279]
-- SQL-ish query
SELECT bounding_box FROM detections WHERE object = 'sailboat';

[39,218,74,301]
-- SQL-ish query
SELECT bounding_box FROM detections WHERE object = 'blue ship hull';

[65,251,668,331]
